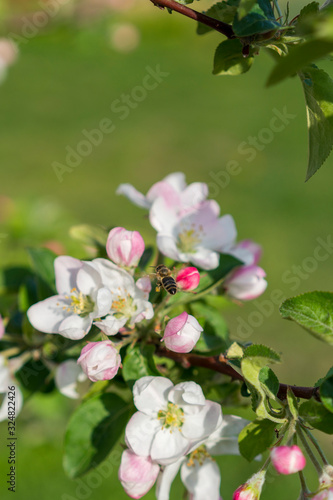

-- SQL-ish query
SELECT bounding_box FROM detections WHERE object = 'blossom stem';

[296,424,322,474]
[301,424,329,465]
[149,0,235,39]
[298,469,310,496]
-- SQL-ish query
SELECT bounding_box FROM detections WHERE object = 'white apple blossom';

[0,355,23,422]
[77,340,121,382]
[150,199,237,270]
[223,265,267,301]
[92,259,154,335]
[27,256,113,340]
[55,360,87,399]
[117,172,208,211]
[125,377,222,466]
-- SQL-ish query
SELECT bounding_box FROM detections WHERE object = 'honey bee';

[153,264,177,295]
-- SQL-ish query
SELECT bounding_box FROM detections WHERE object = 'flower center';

[187,445,212,467]
[177,224,203,253]
[111,293,136,319]
[63,288,95,316]
[158,402,185,431]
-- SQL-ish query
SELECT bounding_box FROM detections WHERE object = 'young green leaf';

[197,1,238,35]
[63,393,131,478]
[27,247,56,296]
[320,375,333,413]
[259,366,280,399]
[280,291,333,345]
[233,1,280,37]
[299,398,333,433]
[237,0,257,20]
[238,418,277,461]
[122,344,160,388]
[213,39,254,76]
[287,386,299,420]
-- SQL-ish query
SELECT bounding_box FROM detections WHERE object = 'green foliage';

[258,367,279,399]
[299,398,333,433]
[238,0,257,20]
[213,39,254,76]
[190,301,229,353]
[232,0,280,37]
[197,1,238,34]
[27,247,56,299]
[63,393,131,478]
[122,344,160,388]
[15,358,52,394]
[320,375,333,413]
[238,418,277,461]
[287,387,299,420]
[280,291,333,345]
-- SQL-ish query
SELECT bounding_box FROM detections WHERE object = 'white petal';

[76,261,102,295]
[27,295,70,334]
[156,234,184,262]
[132,299,154,323]
[95,287,112,317]
[181,183,208,207]
[116,183,151,209]
[55,360,86,399]
[151,428,190,465]
[54,256,82,294]
[163,172,186,191]
[59,314,92,340]
[94,315,127,336]
[168,382,205,415]
[125,412,159,457]
[156,458,184,500]
[0,383,23,422]
[182,401,222,440]
[133,376,173,415]
[181,458,221,500]
[190,249,220,271]
[150,198,180,233]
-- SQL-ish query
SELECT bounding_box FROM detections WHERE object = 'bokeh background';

[0,0,332,498]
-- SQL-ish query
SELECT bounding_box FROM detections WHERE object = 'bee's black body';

[155,264,177,295]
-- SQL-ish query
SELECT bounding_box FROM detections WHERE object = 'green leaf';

[122,344,160,388]
[267,40,333,87]
[315,366,333,387]
[243,344,281,362]
[259,367,280,399]
[213,39,254,76]
[280,291,333,345]
[138,246,154,271]
[233,1,280,37]
[197,1,238,35]
[300,66,333,180]
[238,0,257,19]
[69,224,108,251]
[190,301,229,353]
[226,342,245,359]
[27,247,56,296]
[296,1,320,36]
[287,386,299,420]
[320,375,333,413]
[299,398,333,433]
[238,418,277,461]
[15,358,52,394]
[63,393,131,478]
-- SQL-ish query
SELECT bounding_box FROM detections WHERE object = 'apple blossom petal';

[125,411,160,457]
[150,198,181,233]
[55,360,86,399]
[147,182,181,209]
[27,295,70,334]
[224,265,267,301]
[182,401,222,440]
[92,258,135,293]
[94,316,127,336]
[95,287,112,317]
[168,381,206,411]
[54,256,82,294]
[136,276,152,299]
[77,341,121,382]
[181,459,221,500]
[163,312,188,339]
[117,183,151,209]
[156,458,185,500]
[133,376,173,415]
[76,262,103,295]
[156,233,183,261]
[119,449,160,499]
[59,314,92,340]
[181,182,209,208]
[131,299,154,323]
[202,214,237,251]
[0,383,23,422]
[151,427,190,465]
[0,357,10,390]
[106,227,145,268]
[190,249,220,270]
[162,172,187,191]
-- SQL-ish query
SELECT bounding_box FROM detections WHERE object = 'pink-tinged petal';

[312,489,333,500]
[150,198,181,233]
[162,172,187,191]
[132,300,154,323]
[156,458,184,500]
[116,183,151,209]
[233,471,266,500]
[182,400,222,440]
[95,287,112,317]
[54,256,82,294]
[190,249,220,271]
[59,314,92,340]
[236,240,262,265]
[76,262,102,295]
[151,427,190,465]
[181,458,221,500]
[125,411,160,457]
[224,265,267,301]
[203,214,237,251]
[270,445,306,475]
[106,227,145,268]
[176,267,200,291]
[156,233,184,261]
[27,295,70,334]
[94,316,127,336]
[136,276,152,299]
[147,182,181,208]
[55,360,86,399]
[133,376,173,415]
[163,312,189,339]
[0,315,4,339]
[77,340,121,382]
[119,449,160,499]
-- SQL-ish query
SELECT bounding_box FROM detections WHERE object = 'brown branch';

[150,0,236,39]
[155,347,320,401]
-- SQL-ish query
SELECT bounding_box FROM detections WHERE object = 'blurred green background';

[0,0,332,499]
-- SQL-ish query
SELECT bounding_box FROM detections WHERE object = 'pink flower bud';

[162,311,203,353]
[106,227,145,268]
[77,340,121,382]
[176,267,200,291]
[233,471,266,500]
[270,445,306,475]
[236,240,262,266]
[118,449,160,499]
[224,265,267,301]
